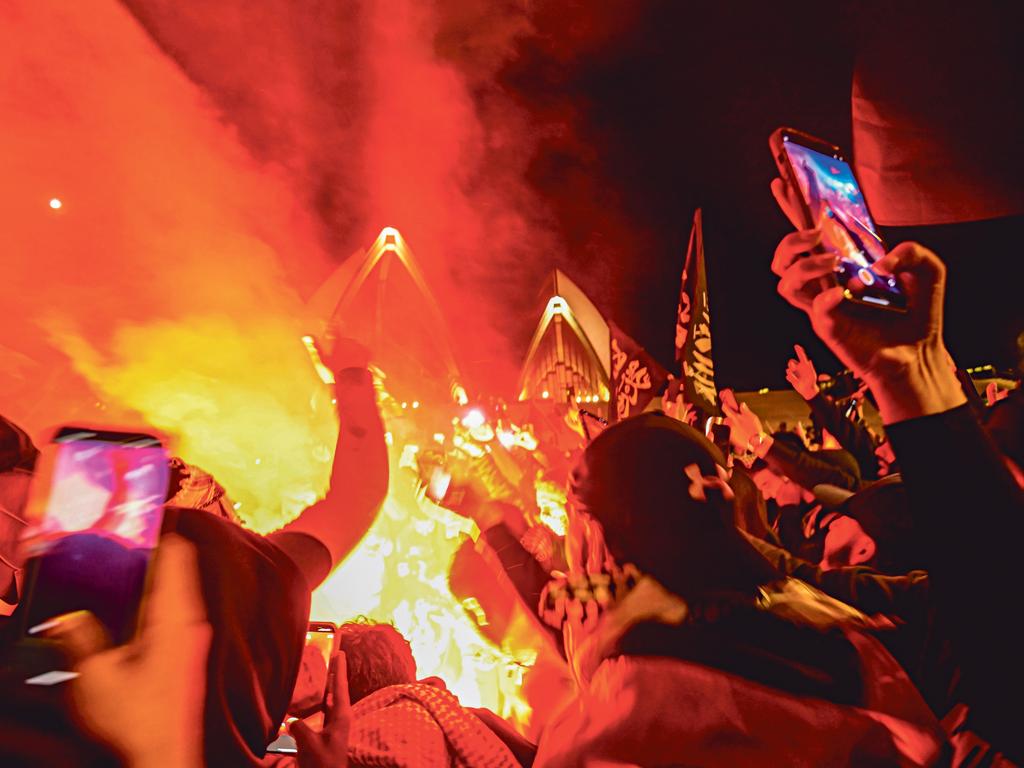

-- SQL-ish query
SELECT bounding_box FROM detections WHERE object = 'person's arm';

[453,495,554,623]
[770,182,1024,759]
[762,437,860,491]
[721,388,859,490]
[50,537,211,768]
[275,347,388,588]
[884,405,1024,754]
[787,343,878,472]
[457,498,565,657]
[480,515,553,618]
[806,392,879,479]
[744,532,929,619]
[469,707,537,767]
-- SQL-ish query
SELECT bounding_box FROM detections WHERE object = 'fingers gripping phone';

[20,427,169,648]
[267,621,339,754]
[770,127,907,311]
[706,418,733,459]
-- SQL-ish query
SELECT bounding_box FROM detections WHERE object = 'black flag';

[609,322,670,423]
[674,209,720,417]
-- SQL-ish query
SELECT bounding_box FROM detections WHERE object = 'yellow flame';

[50,324,537,727]
[534,479,568,537]
[310,440,535,725]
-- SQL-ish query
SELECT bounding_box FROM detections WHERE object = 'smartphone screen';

[267,622,337,754]
[781,135,906,310]
[20,428,168,646]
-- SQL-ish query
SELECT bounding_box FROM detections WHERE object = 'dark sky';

[503,2,857,391]
[496,0,1023,390]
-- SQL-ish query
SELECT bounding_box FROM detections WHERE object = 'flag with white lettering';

[674,208,720,417]
[609,322,670,423]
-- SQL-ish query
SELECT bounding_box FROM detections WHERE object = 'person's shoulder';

[163,507,308,593]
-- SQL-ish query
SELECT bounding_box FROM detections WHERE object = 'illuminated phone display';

[781,135,906,310]
[21,428,168,645]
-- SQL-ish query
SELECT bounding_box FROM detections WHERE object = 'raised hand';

[662,391,697,426]
[50,536,211,768]
[770,180,965,423]
[986,381,1010,406]
[720,388,769,456]
[785,344,820,401]
[289,652,352,768]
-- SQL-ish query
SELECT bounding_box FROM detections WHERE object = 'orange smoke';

[0,0,334,530]
[2,0,569,727]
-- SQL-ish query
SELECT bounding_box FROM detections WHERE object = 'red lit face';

[751,468,804,507]
[819,514,876,570]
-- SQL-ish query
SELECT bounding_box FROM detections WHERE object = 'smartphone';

[770,127,906,311]
[266,621,339,754]
[19,427,169,647]
[705,417,732,458]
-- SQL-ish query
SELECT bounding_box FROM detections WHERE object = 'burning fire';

[310,448,534,722]
[309,385,544,730]
[4,0,568,733]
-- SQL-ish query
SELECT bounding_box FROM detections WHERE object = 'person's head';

[817,512,876,570]
[750,464,807,506]
[569,412,778,601]
[337,619,417,704]
[748,433,817,506]
[813,476,917,574]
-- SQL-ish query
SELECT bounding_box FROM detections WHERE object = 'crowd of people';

[0,169,1022,768]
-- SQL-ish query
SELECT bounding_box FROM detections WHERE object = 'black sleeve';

[478,523,566,660]
[886,405,1024,761]
[266,531,333,591]
[808,393,880,480]
[480,524,552,616]
[168,509,311,766]
[745,533,929,617]
[764,438,860,491]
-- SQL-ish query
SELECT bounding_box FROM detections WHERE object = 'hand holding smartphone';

[769,127,906,311]
[20,427,169,649]
[266,621,339,755]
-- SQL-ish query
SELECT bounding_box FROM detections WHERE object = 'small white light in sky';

[49,198,62,210]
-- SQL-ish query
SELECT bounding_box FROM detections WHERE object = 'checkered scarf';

[348,683,519,768]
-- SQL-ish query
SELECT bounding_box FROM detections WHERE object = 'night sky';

[502,1,1023,390]
[504,2,857,391]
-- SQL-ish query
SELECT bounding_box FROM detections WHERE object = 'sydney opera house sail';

[518,269,610,413]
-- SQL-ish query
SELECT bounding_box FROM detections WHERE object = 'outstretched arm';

[770,177,1024,760]
[273,342,388,588]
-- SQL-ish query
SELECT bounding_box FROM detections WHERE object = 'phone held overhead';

[770,127,907,312]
